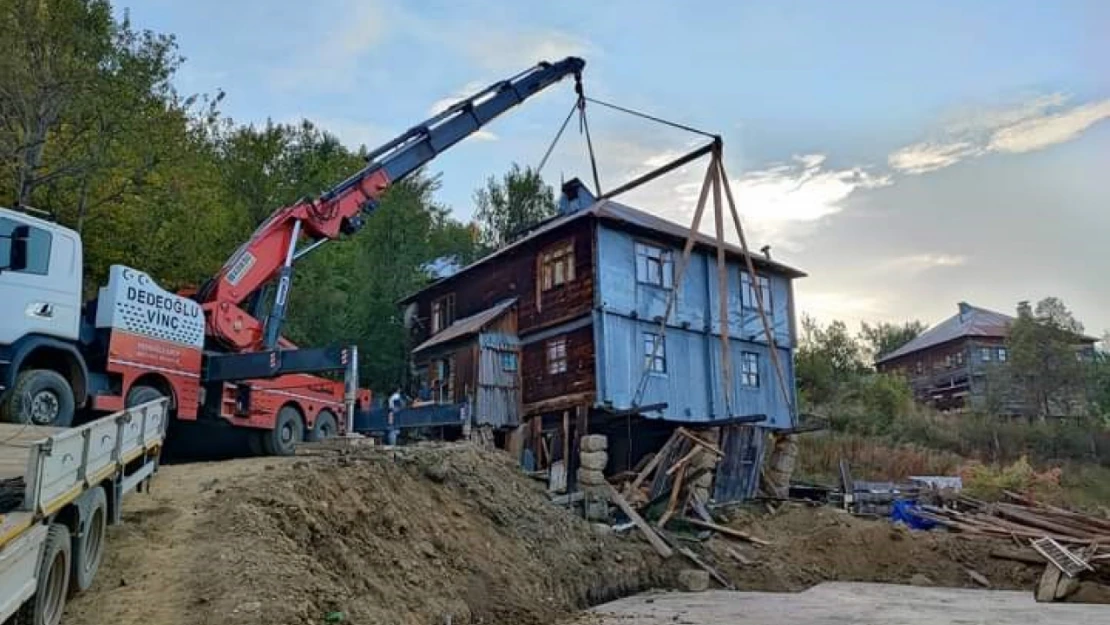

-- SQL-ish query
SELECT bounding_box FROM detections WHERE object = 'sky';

[118,0,1110,336]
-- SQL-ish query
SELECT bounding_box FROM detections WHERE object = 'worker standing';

[387,387,404,446]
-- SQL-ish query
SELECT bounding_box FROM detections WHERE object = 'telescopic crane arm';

[197,57,586,352]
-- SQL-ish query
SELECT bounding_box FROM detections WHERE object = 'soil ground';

[63,442,669,625]
[61,441,1105,625]
[571,582,1110,625]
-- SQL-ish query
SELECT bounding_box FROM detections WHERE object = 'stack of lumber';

[914,491,1110,552]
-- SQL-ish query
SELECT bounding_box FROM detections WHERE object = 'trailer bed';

[0,424,64,481]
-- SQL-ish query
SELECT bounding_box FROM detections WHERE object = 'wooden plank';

[666,447,703,477]
[607,484,674,558]
[682,517,771,546]
[657,465,687,529]
[725,545,753,565]
[677,428,724,458]
[990,547,1047,565]
[630,431,678,492]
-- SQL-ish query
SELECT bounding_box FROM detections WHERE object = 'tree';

[0,1,183,218]
[859,320,927,363]
[1005,297,1090,419]
[472,162,556,250]
[795,314,867,405]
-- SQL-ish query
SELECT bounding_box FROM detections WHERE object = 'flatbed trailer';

[0,397,168,625]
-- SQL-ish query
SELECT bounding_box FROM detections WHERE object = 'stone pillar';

[690,427,720,505]
[578,434,610,521]
[763,432,798,499]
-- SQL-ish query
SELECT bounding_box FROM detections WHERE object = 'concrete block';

[677,569,710,592]
[580,450,608,471]
[581,435,609,452]
[578,468,607,486]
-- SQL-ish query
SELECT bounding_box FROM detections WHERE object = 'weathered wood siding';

[521,324,595,406]
[476,329,521,428]
[406,218,595,347]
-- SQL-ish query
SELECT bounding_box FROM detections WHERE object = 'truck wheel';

[1,370,75,427]
[15,524,71,625]
[308,409,339,442]
[70,487,107,595]
[263,406,303,456]
[125,385,164,409]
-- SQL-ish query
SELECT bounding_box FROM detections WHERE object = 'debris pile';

[909,490,1110,602]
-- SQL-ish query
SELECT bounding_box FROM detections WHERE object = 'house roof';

[411,297,517,355]
[399,198,806,305]
[875,301,1099,364]
[876,303,1015,364]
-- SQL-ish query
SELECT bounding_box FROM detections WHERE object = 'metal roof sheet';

[876,303,1016,364]
[399,198,806,304]
[411,297,517,355]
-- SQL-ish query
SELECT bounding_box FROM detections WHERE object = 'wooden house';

[875,302,1098,414]
[398,179,806,499]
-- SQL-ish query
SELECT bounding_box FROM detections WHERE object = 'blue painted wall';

[593,224,799,428]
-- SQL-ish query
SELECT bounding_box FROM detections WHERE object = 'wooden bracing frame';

[624,139,795,423]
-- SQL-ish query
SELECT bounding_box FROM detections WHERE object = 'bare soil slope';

[64,443,668,625]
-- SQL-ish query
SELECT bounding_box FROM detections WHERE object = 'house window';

[642,332,666,373]
[500,352,518,372]
[539,240,575,291]
[740,351,760,387]
[431,294,455,334]
[915,361,923,374]
[635,242,674,288]
[944,354,953,368]
[740,270,772,314]
[997,347,1008,362]
[980,347,992,362]
[0,217,52,276]
[955,350,965,366]
[546,338,567,374]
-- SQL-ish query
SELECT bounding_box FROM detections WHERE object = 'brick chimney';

[958,301,972,320]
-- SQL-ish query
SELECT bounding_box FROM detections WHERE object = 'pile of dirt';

[705,503,1042,592]
[65,442,670,625]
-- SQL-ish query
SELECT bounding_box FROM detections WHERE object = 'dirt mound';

[707,503,1041,592]
[65,442,668,625]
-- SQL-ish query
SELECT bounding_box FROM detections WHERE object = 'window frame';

[740,351,760,388]
[980,347,992,362]
[0,217,52,276]
[500,351,519,372]
[430,293,456,334]
[642,331,667,374]
[539,239,576,292]
[997,347,1008,362]
[546,337,568,374]
[740,270,773,315]
[634,240,675,289]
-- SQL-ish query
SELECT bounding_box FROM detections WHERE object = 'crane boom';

[197,56,586,352]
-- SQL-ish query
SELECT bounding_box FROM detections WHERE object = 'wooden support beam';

[710,153,734,415]
[607,484,674,558]
[683,517,771,546]
[630,430,680,492]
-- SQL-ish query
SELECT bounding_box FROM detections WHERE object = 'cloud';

[988,100,1110,154]
[428,81,490,116]
[888,141,979,174]
[795,290,890,327]
[889,94,1110,174]
[880,253,967,273]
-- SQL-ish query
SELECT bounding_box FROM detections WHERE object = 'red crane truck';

[0,56,586,456]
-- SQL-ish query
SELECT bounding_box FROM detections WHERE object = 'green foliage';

[858,319,926,362]
[1003,297,1091,418]
[795,314,868,404]
[472,162,555,251]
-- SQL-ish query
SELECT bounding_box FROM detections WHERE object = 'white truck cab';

[0,207,87,426]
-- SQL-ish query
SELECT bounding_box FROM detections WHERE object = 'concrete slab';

[577,582,1110,624]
